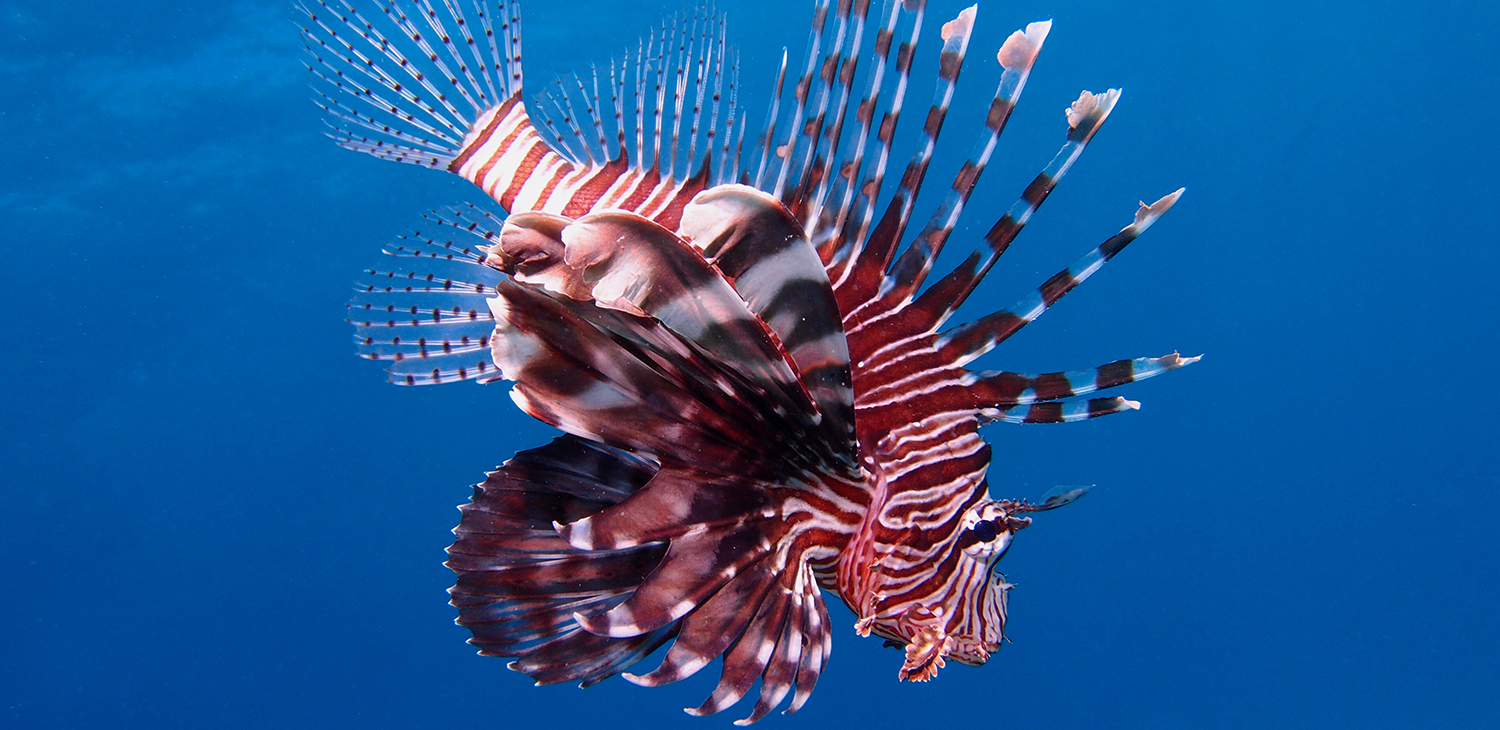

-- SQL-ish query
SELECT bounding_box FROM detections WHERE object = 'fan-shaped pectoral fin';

[678,560,831,724]
[446,436,677,688]
[556,468,778,551]
[572,519,778,639]
[560,491,832,722]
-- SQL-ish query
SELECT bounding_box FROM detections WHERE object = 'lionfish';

[303,0,1195,722]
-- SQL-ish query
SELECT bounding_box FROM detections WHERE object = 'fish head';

[868,486,1094,680]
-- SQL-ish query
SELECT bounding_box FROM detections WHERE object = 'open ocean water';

[2,0,1496,727]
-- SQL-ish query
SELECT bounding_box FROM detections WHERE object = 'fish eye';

[972,519,998,542]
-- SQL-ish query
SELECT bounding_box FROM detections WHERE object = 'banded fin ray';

[851,3,979,304]
[765,0,832,201]
[789,0,871,234]
[298,0,519,167]
[935,190,1185,367]
[817,0,919,278]
[839,26,1084,339]
[855,351,1199,436]
[980,395,1140,425]
[874,20,1050,305]
[347,224,507,385]
[895,86,1125,330]
[844,194,1193,450]
[967,352,1202,407]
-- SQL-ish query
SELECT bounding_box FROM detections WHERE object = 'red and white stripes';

[326,0,1195,718]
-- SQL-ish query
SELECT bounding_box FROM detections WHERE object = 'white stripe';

[452,104,506,180]
[477,115,541,194]
[787,330,852,368]
[1069,250,1105,281]
[859,366,960,408]
[461,105,528,187]
[877,470,986,530]
[510,155,572,212]
[884,437,987,482]
[651,288,758,341]
[597,168,647,208]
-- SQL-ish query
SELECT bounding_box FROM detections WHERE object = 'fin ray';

[448,436,673,684]
[936,189,1184,366]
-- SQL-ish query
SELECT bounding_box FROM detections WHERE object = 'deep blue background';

[3,0,1496,727]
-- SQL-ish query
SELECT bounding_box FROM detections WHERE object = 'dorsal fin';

[767,0,833,200]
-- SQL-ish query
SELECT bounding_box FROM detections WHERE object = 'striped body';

[451,96,715,227]
[307,0,1195,721]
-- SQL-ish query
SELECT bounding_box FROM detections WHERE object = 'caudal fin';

[297,0,523,168]
[301,1,750,227]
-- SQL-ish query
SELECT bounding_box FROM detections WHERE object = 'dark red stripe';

[938,50,962,80]
[447,94,520,173]
[985,97,1015,130]
[652,162,711,231]
[877,111,897,143]
[1028,373,1076,401]
[535,162,574,211]
[839,56,857,85]
[616,167,662,213]
[499,142,550,212]
[1020,172,1055,208]
[1099,230,1139,259]
[820,53,839,84]
[923,105,946,137]
[1095,359,1136,389]
[1039,269,1078,306]
[982,214,1018,254]
[562,155,629,218]
[953,160,979,194]
[1087,398,1122,417]
[936,310,1023,362]
[1024,402,1063,423]
[970,372,1027,405]
[475,113,532,195]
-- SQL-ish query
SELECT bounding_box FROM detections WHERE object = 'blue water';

[3,1,1496,727]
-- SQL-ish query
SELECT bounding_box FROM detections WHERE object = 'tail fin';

[301,1,747,227]
[297,0,522,168]
[298,0,582,214]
